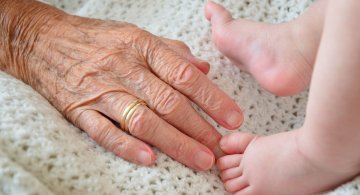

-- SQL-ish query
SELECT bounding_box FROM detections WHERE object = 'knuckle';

[96,48,145,78]
[193,127,220,147]
[133,76,157,98]
[107,134,129,155]
[92,121,130,154]
[128,108,153,137]
[124,27,153,47]
[173,139,188,160]
[173,40,190,51]
[168,62,199,87]
[205,96,223,112]
[99,53,119,71]
[194,89,222,111]
[92,122,113,145]
[134,29,153,40]
[97,92,118,106]
[98,92,129,112]
[153,87,181,116]
[67,108,89,127]
[138,33,163,63]
[111,57,144,79]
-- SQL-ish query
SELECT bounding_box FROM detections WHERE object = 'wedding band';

[121,99,146,132]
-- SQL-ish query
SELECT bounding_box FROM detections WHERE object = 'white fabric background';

[0,0,359,194]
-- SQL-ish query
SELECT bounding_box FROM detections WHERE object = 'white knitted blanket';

[0,0,359,194]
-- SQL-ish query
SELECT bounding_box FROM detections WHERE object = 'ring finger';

[93,92,216,171]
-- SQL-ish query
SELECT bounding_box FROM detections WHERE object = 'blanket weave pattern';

[0,0,359,194]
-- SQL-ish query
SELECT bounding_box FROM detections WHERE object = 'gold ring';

[121,99,146,132]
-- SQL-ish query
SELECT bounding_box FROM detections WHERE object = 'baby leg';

[217,1,360,194]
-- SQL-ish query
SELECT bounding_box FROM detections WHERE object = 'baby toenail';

[220,136,228,149]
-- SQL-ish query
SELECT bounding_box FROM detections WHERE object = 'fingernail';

[213,144,225,158]
[194,150,214,170]
[198,59,210,66]
[196,58,210,72]
[137,150,152,165]
[219,136,228,150]
[226,111,243,128]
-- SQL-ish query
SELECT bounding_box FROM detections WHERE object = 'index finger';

[149,46,243,129]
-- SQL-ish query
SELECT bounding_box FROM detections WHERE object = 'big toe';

[205,1,233,26]
[220,132,256,154]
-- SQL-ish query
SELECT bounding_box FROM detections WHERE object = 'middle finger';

[148,46,243,130]
[119,68,223,155]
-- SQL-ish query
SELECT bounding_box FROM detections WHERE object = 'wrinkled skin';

[0,0,243,170]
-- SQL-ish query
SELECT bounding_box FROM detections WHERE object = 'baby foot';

[217,130,359,194]
[205,1,319,96]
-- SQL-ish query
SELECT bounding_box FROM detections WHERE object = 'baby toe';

[220,166,243,181]
[220,132,256,154]
[234,186,253,195]
[217,154,242,170]
[224,176,249,193]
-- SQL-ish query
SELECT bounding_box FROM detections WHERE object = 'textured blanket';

[1,0,359,194]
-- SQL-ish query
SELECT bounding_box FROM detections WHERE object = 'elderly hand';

[0,0,243,170]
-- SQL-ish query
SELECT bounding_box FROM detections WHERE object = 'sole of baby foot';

[218,129,360,195]
[205,1,314,96]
